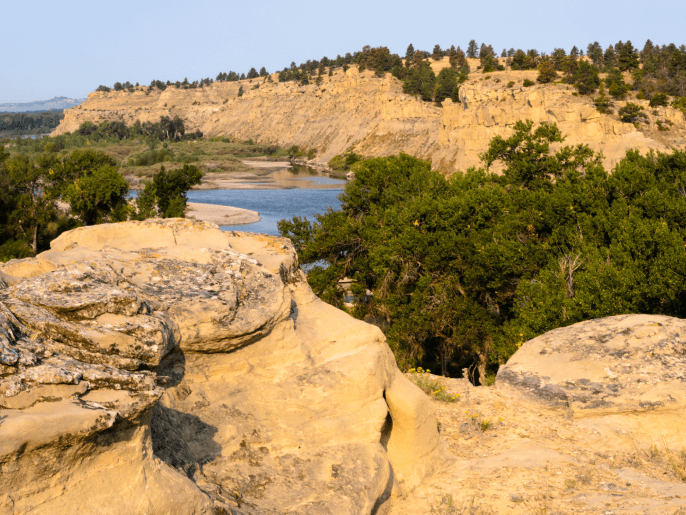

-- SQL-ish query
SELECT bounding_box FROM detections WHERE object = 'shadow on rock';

[151,404,221,480]
[152,348,222,480]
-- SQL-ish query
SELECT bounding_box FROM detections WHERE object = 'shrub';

[619,103,646,123]
[130,147,175,166]
[328,150,362,171]
[649,92,669,107]
[407,368,459,402]
[656,120,670,131]
[523,79,534,87]
[507,81,515,88]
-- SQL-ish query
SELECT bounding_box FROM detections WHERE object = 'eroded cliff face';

[53,58,686,172]
[0,220,448,515]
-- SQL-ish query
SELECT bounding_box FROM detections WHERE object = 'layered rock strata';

[53,58,686,171]
[0,219,447,515]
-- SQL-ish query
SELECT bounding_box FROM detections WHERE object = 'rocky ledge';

[0,219,447,515]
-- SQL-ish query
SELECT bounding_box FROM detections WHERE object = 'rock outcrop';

[0,219,447,515]
[387,315,686,514]
[497,314,686,416]
[53,58,686,172]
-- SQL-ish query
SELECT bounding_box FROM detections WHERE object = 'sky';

[1,0,684,103]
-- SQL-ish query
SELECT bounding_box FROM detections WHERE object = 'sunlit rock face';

[0,219,447,515]
[54,59,685,173]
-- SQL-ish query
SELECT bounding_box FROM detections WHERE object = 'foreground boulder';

[497,314,686,416]
[0,219,447,515]
[386,314,686,514]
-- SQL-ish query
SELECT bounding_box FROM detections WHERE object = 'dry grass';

[428,494,493,515]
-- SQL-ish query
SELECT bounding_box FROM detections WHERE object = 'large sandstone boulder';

[497,314,686,416]
[0,219,447,515]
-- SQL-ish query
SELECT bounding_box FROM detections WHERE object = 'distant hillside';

[53,57,686,172]
[0,96,86,113]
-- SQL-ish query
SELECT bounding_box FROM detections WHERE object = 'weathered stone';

[0,219,446,515]
[497,314,686,416]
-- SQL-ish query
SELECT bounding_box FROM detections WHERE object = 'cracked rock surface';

[0,219,446,515]
[497,314,686,415]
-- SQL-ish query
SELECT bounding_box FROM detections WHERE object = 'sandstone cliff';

[53,58,686,172]
[0,220,448,515]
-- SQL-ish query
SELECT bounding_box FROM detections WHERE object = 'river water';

[186,169,345,236]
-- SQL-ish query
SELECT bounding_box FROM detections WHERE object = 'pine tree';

[551,48,567,71]
[603,45,616,70]
[432,44,443,60]
[570,46,579,58]
[586,42,603,66]
[259,67,268,77]
[618,40,639,71]
[501,49,507,57]
[641,39,655,62]
[435,67,458,103]
[247,67,259,79]
[467,40,478,59]
[405,44,415,62]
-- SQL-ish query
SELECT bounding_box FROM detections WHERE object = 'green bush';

[523,79,534,87]
[130,148,175,166]
[619,103,646,123]
[328,150,362,171]
[649,92,669,107]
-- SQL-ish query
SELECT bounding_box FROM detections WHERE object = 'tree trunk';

[32,224,38,255]
[474,349,488,386]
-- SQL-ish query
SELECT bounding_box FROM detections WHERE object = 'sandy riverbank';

[185,202,260,226]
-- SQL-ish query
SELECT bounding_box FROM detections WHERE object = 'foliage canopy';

[279,121,686,381]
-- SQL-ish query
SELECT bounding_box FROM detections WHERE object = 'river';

[186,168,345,236]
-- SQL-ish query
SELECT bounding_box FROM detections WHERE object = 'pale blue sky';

[1,0,683,103]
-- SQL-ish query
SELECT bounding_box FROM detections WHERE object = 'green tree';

[2,155,57,254]
[279,121,686,380]
[572,60,600,94]
[537,60,559,83]
[136,164,203,219]
[649,92,669,107]
[247,68,259,79]
[402,61,436,101]
[259,67,268,77]
[435,67,459,103]
[432,44,443,61]
[605,67,627,98]
[62,165,129,225]
[618,103,646,123]
[466,40,478,59]
[618,40,639,71]
[404,44,415,66]
[603,45,616,70]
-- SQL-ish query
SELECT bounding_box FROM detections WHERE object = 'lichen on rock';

[0,219,447,515]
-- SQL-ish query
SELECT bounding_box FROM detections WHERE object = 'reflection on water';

[219,165,347,190]
[187,166,345,236]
